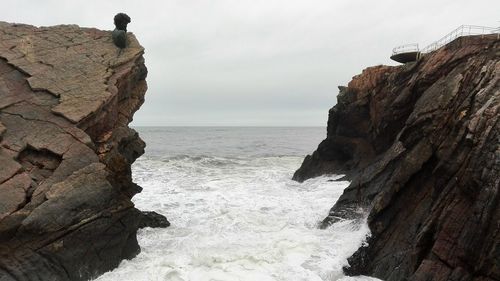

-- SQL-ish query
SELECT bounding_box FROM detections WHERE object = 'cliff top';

[0,21,144,123]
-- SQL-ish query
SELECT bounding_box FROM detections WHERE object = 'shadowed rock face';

[294,35,499,281]
[0,22,167,280]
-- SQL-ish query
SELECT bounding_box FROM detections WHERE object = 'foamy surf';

[95,151,379,281]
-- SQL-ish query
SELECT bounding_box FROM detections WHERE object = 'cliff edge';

[294,35,499,280]
[0,22,166,280]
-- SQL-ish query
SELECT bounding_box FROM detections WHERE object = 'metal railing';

[391,25,499,59]
[392,43,419,55]
[421,25,499,53]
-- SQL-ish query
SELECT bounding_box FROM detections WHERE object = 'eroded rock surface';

[0,22,167,280]
[294,35,499,281]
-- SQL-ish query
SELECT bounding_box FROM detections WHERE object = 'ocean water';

[96,127,378,281]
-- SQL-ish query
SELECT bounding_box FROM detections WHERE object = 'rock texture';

[0,22,167,280]
[294,35,499,281]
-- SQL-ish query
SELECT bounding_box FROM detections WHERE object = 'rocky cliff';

[294,35,499,281]
[0,22,166,280]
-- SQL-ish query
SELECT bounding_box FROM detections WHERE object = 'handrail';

[421,25,498,53]
[391,24,499,60]
[392,43,419,55]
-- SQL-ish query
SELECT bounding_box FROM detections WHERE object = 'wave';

[95,153,380,281]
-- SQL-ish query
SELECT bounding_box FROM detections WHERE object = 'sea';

[95,127,379,281]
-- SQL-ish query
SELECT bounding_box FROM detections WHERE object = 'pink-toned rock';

[0,21,166,281]
[0,121,6,137]
[0,149,22,183]
[0,23,144,123]
[0,173,31,220]
[295,35,499,281]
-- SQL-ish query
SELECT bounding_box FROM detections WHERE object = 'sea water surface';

[96,127,378,281]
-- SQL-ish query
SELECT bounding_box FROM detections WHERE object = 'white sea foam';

[95,153,380,281]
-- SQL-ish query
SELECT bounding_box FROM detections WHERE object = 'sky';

[1,0,499,126]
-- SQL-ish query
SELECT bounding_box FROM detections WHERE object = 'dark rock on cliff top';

[294,35,499,281]
[0,22,167,280]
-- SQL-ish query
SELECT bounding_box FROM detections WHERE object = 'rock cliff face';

[0,22,165,280]
[294,35,499,281]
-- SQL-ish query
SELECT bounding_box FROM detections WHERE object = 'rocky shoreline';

[295,35,499,280]
[0,20,498,281]
[0,22,167,280]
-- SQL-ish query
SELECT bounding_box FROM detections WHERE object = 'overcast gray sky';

[2,0,499,126]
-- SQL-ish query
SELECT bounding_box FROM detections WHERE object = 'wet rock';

[0,21,152,280]
[295,35,500,281]
[138,211,170,228]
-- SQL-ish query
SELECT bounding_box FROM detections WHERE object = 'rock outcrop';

[294,35,499,281]
[0,22,167,280]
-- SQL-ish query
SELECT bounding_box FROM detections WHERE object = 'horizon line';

[131,125,326,128]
